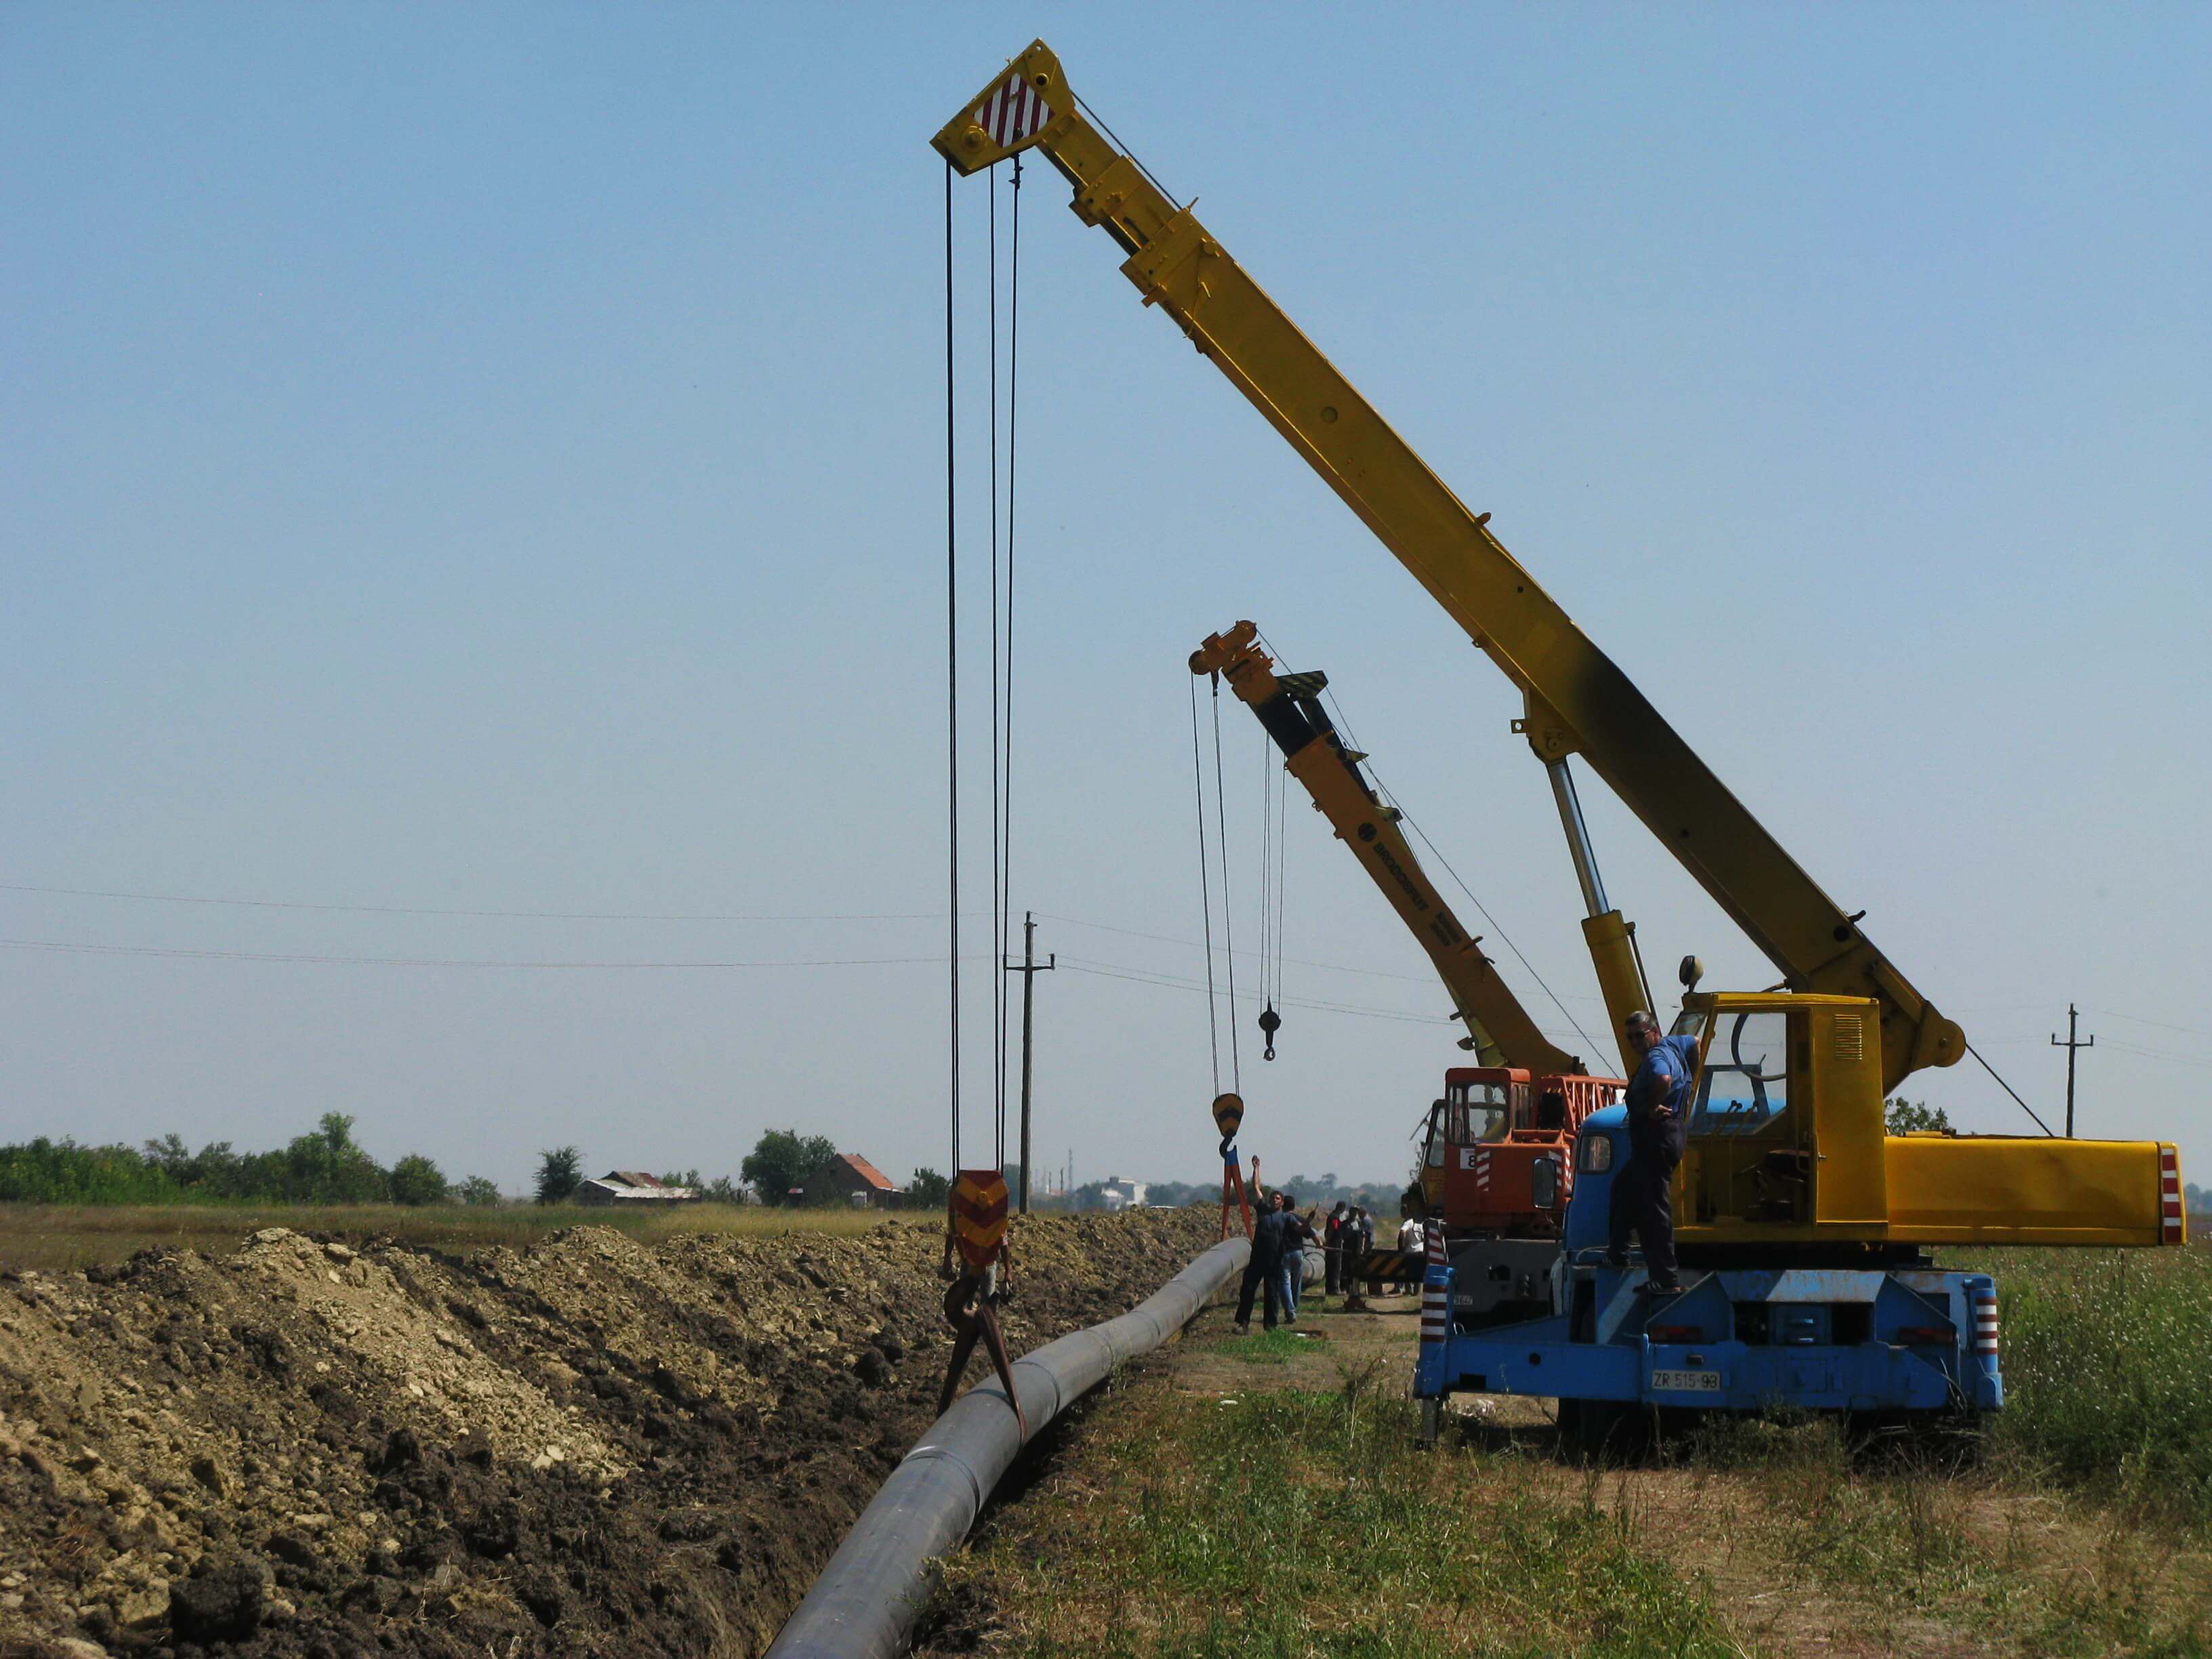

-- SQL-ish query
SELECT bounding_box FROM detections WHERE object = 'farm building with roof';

[573,1170,700,1206]
[799,1153,901,1208]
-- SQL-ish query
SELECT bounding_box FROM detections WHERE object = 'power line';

[1040,912,1435,985]
[0,937,966,970]
[2082,1006,2205,1038]
[0,881,944,924]
[1055,957,1450,1026]
[0,877,1626,1000]
[4,879,1578,998]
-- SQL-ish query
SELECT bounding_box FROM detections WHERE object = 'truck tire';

[1557,1398,1633,1466]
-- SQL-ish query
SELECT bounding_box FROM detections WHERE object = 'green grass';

[1968,1240,2212,1528]
[0,1200,929,1273]
[939,1374,1742,1658]
[1210,1326,1330,1365]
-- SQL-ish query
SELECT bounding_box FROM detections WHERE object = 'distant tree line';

[0,1113,495,1207]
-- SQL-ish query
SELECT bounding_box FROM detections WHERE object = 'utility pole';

[2050,1003,2095,1139]
[1002,912,1055,1212]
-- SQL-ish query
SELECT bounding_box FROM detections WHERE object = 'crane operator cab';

[1419,1068,1622,1235]
[1418,1064,1625,1326]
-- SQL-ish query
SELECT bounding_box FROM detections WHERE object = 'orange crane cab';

[1420,1068,1624,1240]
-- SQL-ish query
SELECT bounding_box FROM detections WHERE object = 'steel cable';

[943,159,962,1175]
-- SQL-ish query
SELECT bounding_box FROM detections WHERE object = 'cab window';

[1422,1101,1446,1168]
[1578,1132,1614,1174]
[1692,1010,1792,1132]
[1446,1079,1511,1144]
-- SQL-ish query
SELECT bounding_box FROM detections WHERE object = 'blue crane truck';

[1414,1103,2004,1451]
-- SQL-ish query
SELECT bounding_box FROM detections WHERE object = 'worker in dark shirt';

[1233,1198,1287,1332]
[1275,1193,1318,1324]
[1609,1010,1700,1293]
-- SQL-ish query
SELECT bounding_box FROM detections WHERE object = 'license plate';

[1652,1368,1721,1393]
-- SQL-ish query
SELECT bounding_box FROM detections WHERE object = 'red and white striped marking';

[1473,1148,1493,1194]
[974,73,1054,148]
[2160,1146,2184,1244]
[1420,1223,1450,1343]
[1557,1150,1575,1202]
[1972,1290,1999,1357]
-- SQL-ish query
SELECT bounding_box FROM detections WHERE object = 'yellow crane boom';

[934,43,1960,1096]
[1190,620,1580,1076]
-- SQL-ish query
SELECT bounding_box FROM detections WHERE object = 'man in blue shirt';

[1609,1010,1700,1292]
[1233,1197,1288,1332]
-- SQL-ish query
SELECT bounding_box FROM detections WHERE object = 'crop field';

[0,1199,929,1274]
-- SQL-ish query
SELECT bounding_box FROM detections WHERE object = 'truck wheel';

[1908,1410,1987,1471]
[1557,1399,1629,1465]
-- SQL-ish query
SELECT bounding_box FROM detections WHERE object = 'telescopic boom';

[935,44,1964,1093]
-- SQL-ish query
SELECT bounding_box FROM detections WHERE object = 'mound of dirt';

[0,1208,1217,1658]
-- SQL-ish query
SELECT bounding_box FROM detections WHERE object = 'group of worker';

[1229,1007,1697,1334]
[1231,1193,1421,1332]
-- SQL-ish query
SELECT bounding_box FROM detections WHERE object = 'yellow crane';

[934,45,2182,1251]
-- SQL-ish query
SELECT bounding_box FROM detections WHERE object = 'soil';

[0,1206,1218,1659]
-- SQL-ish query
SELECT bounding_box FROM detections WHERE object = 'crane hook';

[1257,1004,1282,1061]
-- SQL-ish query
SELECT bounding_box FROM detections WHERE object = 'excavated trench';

[0,1208,1218,1659]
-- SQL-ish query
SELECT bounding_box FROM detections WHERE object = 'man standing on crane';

[1610,1010,1699,1293]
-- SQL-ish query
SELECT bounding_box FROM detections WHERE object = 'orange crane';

[1192,620,1624,1323]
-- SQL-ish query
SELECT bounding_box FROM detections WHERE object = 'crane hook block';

[1211,1092,1245,1139]
[1257,1004,1282,1061]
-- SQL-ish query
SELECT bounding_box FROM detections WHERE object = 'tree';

[1885,1099,1952,1135]
[659,1168,705,1191]
[740,1130,838,1206]
[535,1146,584,1205]
[270,1113,386,1204]
[908,1167,950,1208]
[388,1154,450,1206]
[458,1175,503,1207]
[701,1176,747,1205]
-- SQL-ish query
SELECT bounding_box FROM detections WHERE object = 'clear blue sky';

[4,5,2206,1194]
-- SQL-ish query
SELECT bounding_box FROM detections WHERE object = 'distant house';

[573,1170,700,1206]
[1099,1176,1148,1212]
[800,1153,899,1209]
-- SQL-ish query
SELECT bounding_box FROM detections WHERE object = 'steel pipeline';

[764,1233,1250,1659]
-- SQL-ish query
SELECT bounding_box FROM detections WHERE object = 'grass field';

[0,1200,930,1273]
[927,1235,2212,1658]
[1973,1235,2212,1529]
[937,1355,1745,1658]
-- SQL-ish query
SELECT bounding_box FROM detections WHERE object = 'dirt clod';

[169,1555,268,1644]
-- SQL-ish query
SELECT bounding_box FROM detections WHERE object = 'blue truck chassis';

[1411,1109,2003,1447]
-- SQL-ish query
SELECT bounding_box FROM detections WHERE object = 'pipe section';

[765,1235,1249,1659]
